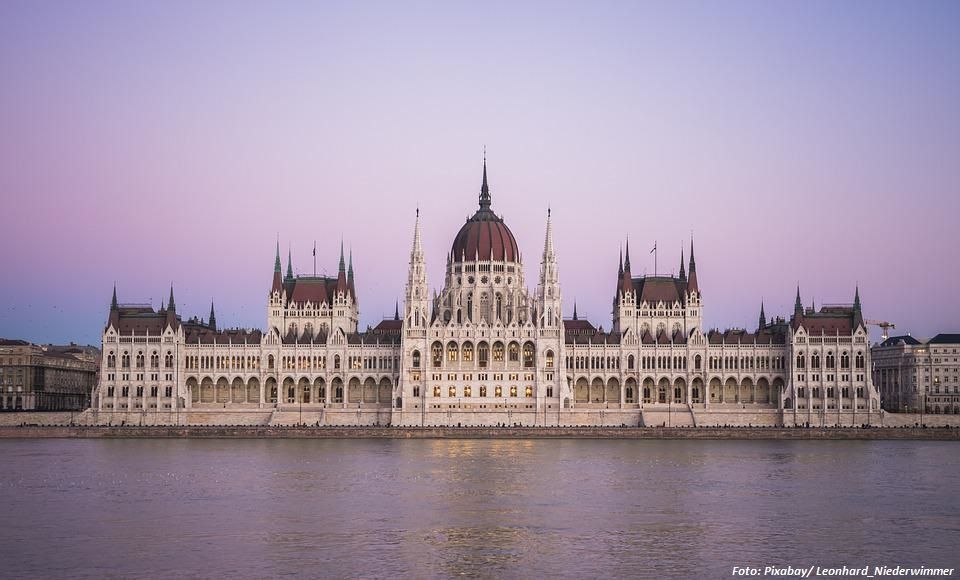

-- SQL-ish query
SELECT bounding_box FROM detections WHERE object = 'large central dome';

[450,160,519,263]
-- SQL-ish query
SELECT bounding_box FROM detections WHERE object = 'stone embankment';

[0,425,957,440]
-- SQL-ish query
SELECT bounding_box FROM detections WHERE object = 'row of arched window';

[106,350,174,369]
[796,351,864,370]
[185,355,260,371]
[431,385,533,398]
[421,341,541,369]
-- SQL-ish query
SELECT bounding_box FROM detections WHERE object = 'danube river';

[0,439,957,578]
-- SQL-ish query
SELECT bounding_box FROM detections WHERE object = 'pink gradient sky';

[1,1,958,345]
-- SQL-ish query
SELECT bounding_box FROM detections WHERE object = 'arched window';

[107,352,116,368]
[334,355,341,370]
[627,355,635,370]
[480,386,487,397]
[478,342,489,367]
[525,386,533,398]
[546,350,555,368]
[448,386,456,397]
[412,350,421,368]
[855,351,865,369]
[466,293,473,321]
[796,353,805,369]
[495,294,503,320]
[433,386,441,397]
[121,353,130,368]
[268,355,275,369]
[493,342,504,362]
[135,352,144,369]
[510,386,518,397]
[150,352,159,368]
[495,386,503,397]
[464,386,472,397]
[826,352,835,368]
[508,342,520,363]
[447,342,459,362]
[522,343,534,368]
[695,354,702,370]
[841,352,850,369]
[462,342,474,362]
[432,343,443,367]
[811,354,821,369]
[164,352,173,368]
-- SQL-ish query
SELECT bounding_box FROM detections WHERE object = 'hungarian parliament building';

[93,162,881,427]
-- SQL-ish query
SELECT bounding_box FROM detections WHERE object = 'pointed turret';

[758,301,766,330]
[394,301,400,321]
[619,239,633,296]
[406,209,429,329]
[679,249,686,282]
[209,301,217,331]
[165,284,178,329]
[853,286,863,327]
[336,240,348,295]
[107,284,120,330]
[794,286,804,319]
[572,301,578,321]
[347,249,356,301]
[686,238,699,294]
[285,247,294,282]
[479,150,491,210]
[271,240,283,295]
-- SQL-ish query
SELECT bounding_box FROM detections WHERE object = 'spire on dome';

[479,148,491,210]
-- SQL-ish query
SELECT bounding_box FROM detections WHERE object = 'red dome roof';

[451,214,519,263]
[450,159,519,263]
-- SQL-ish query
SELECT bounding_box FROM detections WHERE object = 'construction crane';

[865,320,896,342]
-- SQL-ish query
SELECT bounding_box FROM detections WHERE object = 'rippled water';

[0,439,957,579]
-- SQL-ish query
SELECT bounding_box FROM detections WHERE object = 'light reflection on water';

[0,439,957,579]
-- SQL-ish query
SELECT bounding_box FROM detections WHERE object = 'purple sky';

[1,0,958,346]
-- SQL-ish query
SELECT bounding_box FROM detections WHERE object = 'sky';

[1,0,958,346]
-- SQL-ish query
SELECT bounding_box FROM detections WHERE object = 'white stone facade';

[92,163,881,426]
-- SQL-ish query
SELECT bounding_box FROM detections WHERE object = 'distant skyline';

[1,0,958,345]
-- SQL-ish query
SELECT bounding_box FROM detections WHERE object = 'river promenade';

[1,424,957,440]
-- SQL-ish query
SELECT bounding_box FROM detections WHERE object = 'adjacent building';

[872,334,960,414]
[92,161,881,426]
[0,340,99,411]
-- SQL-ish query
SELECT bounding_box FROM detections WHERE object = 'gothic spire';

[689,237,696,273]
[168,284,176,312]
[679,248,686,281]
[111,284,118,310]
[624,237,631,271]
[394,300,400,321]
[285,247,293,281]
[759,301,766,329]
[479,149,491,210]
[542,207,554,257]
[794,285,803,318]
[572,301,578,321]
[209,301,217,331]
[686,237,699,294]
[274,238,281,273]
[338,240,345,273]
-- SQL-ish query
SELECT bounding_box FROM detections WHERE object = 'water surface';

[0,439,957,578]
